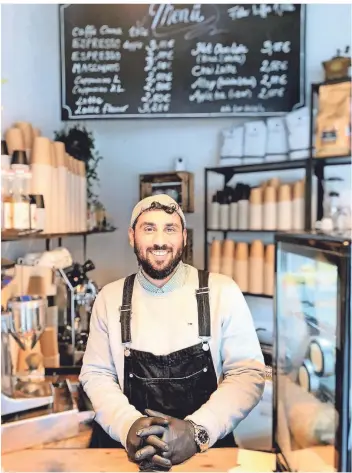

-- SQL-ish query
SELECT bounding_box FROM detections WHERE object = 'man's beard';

[134,241,185,280]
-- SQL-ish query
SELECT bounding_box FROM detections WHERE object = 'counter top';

[2,448,276,472]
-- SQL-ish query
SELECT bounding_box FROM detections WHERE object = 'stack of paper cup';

[209,240,221,274]
[54,142,68,235]
[277,184,292,231]
[249,240,264,294]
[263,186,277,230]
[249,188,262,230]
[292,180,305,231]
[264,244,275,296]
[50,142,59,234]
[31,137,53,234]
[234,242,248,292]
[220,239,235,277]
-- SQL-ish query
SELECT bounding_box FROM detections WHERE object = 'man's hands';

[138,410,197,466]
[126,416,171,469]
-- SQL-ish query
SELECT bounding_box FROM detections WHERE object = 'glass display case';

[274,232,351,472]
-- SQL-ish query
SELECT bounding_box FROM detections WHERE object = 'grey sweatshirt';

[79,264,265,448]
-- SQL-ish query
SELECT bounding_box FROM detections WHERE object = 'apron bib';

[89,270,235,448]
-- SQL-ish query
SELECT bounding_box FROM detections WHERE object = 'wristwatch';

[188,420,210,453]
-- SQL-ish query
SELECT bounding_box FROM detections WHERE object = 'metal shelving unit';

[204,159,310,276]
[204,79,351,296]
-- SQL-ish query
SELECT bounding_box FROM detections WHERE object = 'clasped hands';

[126,409,197,469]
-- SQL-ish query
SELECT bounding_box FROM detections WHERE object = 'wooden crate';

[139,172,194,213]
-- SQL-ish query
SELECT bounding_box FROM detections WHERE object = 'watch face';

[197,429,209,445]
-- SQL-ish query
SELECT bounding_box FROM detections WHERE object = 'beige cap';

[130,194,186,228]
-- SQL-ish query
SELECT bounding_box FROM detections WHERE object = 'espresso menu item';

[60,4,305,119]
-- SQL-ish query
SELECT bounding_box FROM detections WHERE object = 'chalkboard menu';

[59,4,305,120]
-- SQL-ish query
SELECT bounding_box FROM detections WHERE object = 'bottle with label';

[12,172,31,230]
[2,170,15,230]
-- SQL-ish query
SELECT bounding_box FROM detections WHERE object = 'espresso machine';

[1,294,53,416]
[56,259,98,366]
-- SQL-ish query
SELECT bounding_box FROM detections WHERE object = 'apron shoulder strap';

[196,270,211,338]
[120,274,136,344]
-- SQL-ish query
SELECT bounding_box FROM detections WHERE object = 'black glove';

[140,409,197,465]
[126,416,171,469]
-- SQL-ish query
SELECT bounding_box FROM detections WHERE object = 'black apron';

[89,270,235,448]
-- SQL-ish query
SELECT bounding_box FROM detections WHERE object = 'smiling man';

[80,194,265,470]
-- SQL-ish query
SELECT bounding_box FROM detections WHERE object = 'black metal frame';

[273,232,351,472]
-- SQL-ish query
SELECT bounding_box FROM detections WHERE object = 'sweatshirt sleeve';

[79,288,142,448]
[186,277,266,447]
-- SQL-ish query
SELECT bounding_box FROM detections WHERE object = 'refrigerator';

[274,232,351,472]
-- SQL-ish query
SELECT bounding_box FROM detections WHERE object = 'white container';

[238,200,249,230]
[230,202,238,230]
[208,195,220,230]
[219,194,230,230]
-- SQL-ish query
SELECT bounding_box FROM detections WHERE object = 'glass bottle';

[2,170,15,230]
[12,171,31,230]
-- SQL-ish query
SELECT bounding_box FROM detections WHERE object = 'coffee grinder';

[1,294,53,416]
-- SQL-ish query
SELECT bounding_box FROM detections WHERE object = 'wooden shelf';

[1,227,117,242]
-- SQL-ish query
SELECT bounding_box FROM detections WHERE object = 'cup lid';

[1,140,9,156]
[11,150,29,167]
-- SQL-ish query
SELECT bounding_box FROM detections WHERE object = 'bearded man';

[80,194,265,470]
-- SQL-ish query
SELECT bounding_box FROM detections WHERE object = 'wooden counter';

[2,447,276,472]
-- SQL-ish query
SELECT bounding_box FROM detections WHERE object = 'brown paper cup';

[250,240,264,258]
[15,122,33,150]
[31,137,52,165]
[235,242,249,261]
[278,184,292,202]
[5,128,25,155]
[53,142,66,168]
[264,186,276,203]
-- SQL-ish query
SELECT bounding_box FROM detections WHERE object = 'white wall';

[1,3,351,287]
